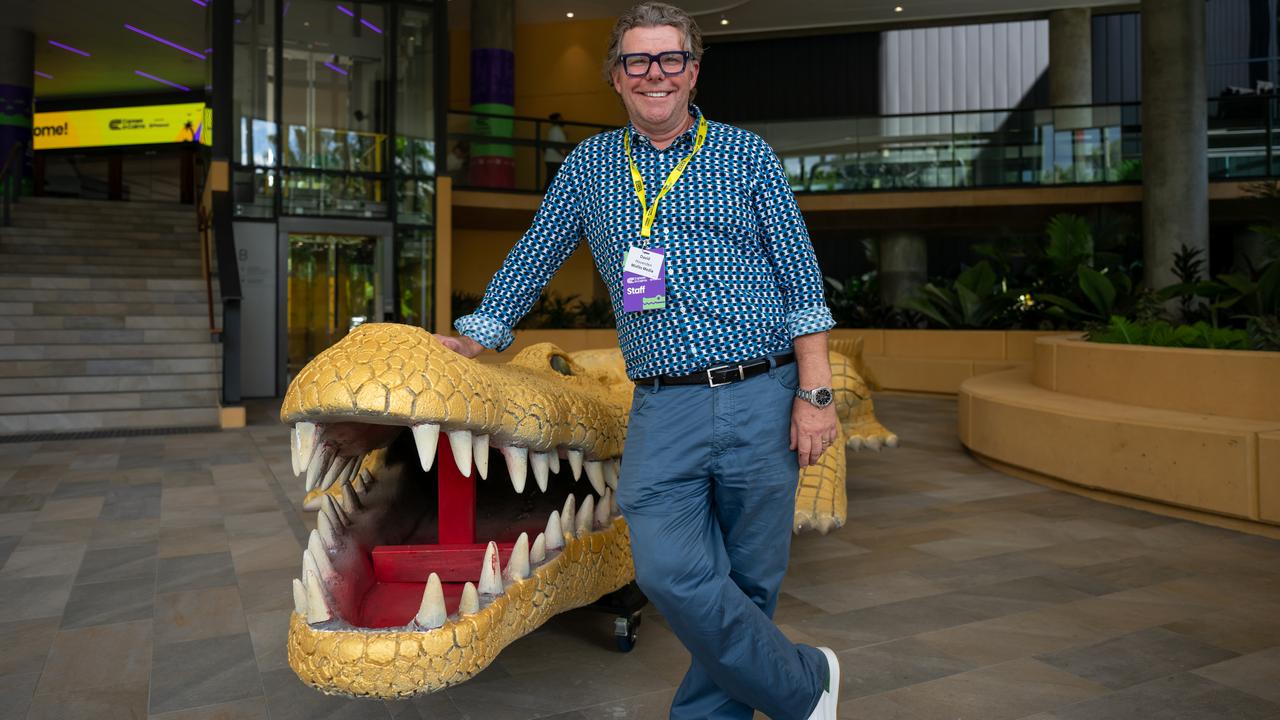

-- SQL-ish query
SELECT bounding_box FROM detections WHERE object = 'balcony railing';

[446,96,1278,195]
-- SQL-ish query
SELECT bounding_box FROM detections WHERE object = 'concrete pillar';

[879,233,928,309]
[1049,8,1093,107]
[468,0,515,188]
[1141,0,1208,289]
[0,28,35,186]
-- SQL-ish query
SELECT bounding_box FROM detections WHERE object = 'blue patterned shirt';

[455,105,834,379]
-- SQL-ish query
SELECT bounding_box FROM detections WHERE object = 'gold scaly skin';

[282,324,895,697]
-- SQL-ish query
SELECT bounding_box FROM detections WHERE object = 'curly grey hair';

[602,2,704,85]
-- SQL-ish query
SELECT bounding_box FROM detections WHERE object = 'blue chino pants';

[616,359,826,720]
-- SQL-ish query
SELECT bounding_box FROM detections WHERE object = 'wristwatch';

[795,386,834,408]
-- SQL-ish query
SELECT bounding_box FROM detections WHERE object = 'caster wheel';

[613,613,641,652]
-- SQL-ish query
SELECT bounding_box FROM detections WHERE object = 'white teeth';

[545,510,564,550]
[548,451,561,475]
[478,541,503,595]
[610,488,619,516]
[459,582,479,615]
[531,533,546,564]
[531,452,550,492]
[319,454,346,492]
[412,423,441,472]
[340,481,361,514]
[321,495,347,529]
[447,430,473,477]
[292,578,308,616]
[355,468,373,496]
[603,461,618,491]
[504,532,530,581]
[596,487,611,528]
[305,444,334,492]
[317,508,338,551]
[304,571,331,623]
[612,458,621,479]
[296,422,316,474]
[307,531,335,578]
[562,495,577,538]
[500,446,528,493]
[414,573,447,629]
[567,449,583,480]
[290,428,301,476]
[474,434,490,480]
[584,461,606,496]
[576,494,595,535]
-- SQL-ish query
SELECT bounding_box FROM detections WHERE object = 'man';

[436,4,839,718]
[544,112,568,189]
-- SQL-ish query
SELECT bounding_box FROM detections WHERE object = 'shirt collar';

[627,104,703,150]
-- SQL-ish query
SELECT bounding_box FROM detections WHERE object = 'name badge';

[622,245,666,312]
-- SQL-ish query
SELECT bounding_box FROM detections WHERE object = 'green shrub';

[1087,316,1251,350]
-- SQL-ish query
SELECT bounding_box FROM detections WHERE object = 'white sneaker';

[806,646,840,720]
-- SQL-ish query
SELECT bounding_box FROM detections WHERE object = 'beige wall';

[452,230,599,301]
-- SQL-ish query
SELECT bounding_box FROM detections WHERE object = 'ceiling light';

[566,11,574,18]
[894,6,904,11]
[48,40,91,57]
[720,15,729,25]
[135,70,191,91]
[124,24,207,60]
[34,70,53,80]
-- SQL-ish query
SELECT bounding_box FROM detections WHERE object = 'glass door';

[287,233,380,375]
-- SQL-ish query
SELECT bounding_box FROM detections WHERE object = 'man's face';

[611,25,699,134]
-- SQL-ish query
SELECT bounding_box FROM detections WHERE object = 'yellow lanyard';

[624,115,708,239]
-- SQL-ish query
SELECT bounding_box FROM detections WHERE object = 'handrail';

[0,142,23,227]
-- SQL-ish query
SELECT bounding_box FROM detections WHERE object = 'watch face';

[814,387,833,406]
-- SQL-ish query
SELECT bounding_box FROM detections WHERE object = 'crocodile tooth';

[504,532,530,581]
[595,487,611,528]
[547,451,561,475]
[305,444,335,492]
[340,480,361,513]
[474,434,490,480]
[292,578,307,616]
[296,421,316,474]
[603,461,618,491]
[612,458,622,480]
[317,507,339,550]
[304,571,331,623]
[576,494,595,535]
[319,454,347,492]
[531,533,546,564]
[447,429,473,477]
[584,461,606,496]
[478,541,503,595]
[545,510,563,550]
[561,495,577,537]
[567,449,583,480]
[610,488,619,516]
[290,428,301,476]
[530,452,550,492]
[500,446,528,493]
[412,423,440,472]
[414,573,447,629]
[307,531,336,578]
[356,469,373,495]
[459,582,479,615]
[321,494,347,528]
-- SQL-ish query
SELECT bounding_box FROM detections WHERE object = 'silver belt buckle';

[705,363,745,388]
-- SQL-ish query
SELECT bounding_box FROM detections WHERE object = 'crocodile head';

[278,323,898,698]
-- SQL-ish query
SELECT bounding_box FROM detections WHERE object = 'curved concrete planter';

[961,336,1280,532]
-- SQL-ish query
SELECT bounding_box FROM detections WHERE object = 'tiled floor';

[1,394,1279,720]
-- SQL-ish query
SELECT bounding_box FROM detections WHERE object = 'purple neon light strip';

[34,71,53,80]
[124,24,207,60]
[336,5,383,33]
[135,70,192,91]
[191,0,207,6]
[49,40,91,57]
[323,62,349,76]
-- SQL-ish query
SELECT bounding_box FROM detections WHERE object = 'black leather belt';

[640,352,795,388]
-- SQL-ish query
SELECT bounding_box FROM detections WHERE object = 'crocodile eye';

[550,355,573,376]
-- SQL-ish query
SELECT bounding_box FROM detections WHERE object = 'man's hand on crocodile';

[433,333,486,358]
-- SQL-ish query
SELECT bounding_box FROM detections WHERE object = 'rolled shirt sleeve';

[453,155,585,351]
[751,141,835,339]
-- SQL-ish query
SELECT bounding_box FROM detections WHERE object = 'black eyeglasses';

[618,50,691,77]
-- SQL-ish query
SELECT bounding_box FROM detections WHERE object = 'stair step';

[0,245,199,262]
[0,357,220,378]
[2,302,211,317]
[2,389,221,413]
[18,197,194,212]
[0,372,220,395]
[6,219,194,234]
[0,263,202,278]
[0,328,213,345]
[0,276,207,292]
[0,251,201,268]
[0,288,209,304]
[0,342,217,361]
[0,407,221,436]
[1,226,197,243]
[0,315,215,330]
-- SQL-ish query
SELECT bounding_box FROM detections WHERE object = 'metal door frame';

[277,217,395,392]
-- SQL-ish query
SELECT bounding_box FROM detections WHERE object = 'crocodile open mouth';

[287,418,621,630]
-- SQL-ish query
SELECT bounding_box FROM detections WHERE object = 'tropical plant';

[1087,316,1251,350]
[824,272,906,328]
[900,261,1013,329]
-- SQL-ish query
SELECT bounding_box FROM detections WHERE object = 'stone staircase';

[0,197,223,437]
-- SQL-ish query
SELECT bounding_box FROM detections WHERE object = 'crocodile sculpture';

[279,323,896,698]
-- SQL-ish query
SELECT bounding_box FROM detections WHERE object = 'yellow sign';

[33,103,212,150]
